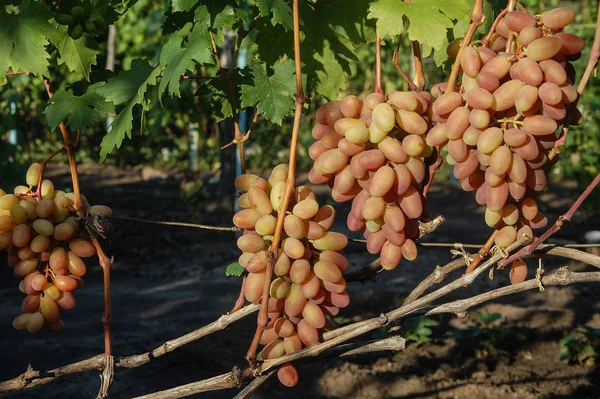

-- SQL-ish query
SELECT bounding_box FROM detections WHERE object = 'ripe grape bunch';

[308,90,432,269]
[0,163,111,333]
[232,164,350,387]
[428,7,583,262]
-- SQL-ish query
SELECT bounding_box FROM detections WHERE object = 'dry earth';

[0,163,599,399]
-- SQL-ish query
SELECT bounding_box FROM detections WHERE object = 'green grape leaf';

[225,262,245,277]
[369,0,471,52]
[311,39,346,100]
[44,86,115,130]
[96,59,161,162]
[172,0,199,12]
[55,25,101,81]
[158,25,214,100]
[257,0,293,30]
[0,0,59,84]
[316,0,377,43]
[240,60,297,125]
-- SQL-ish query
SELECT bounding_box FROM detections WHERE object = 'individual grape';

[397,109,428,135]
[509,260,528,284]
[495,225,517,247]
[399,239,417,261]
[504,11,536,32]
[518,26,542,47]
[492,80,525,111]
[541,7,575,30]
[538,82,563,106]
[521,198,538,220]
[246,251,268,273]
[476,71,500,92]
[502,204,520,225]
[488,181,509,211]
[371,103,396,132]
[340,95,362,118]
[289,259,311,284]
[313,260,342,283]
[248,187,273,216]
[302,302,326,329]
[460,46,481,78]
[25,163,42,186]
[292,199,319,220]
[239,252,255,268]
[432,92,463,116]
[41,180,54,199]
[244,271,266,303]
[462,127,482,147]
[26,312,45,333]
[255,214,277,236]
[539,60,567,86]
[446,37,462,58]
[277,364,299,388]
[469,109,491,130]
[40,295,61,323]
[13,313,32,330]
[237,235,265,253]
[404,156,426,185]
[312,232,347,251]
[489,146,512,176]
[31,274,47,291]
[508,153,528,184]
[52,223,74,241]
[362,197,386,221]
[480,54,511,79]
[477,127,504,154]
[447,138,469,163]
[22,294,41,313]
[367,165,394,197]
[453,150,480,180]
[425,124,450,147]
[270,278,291,300]
[523,115,558,136]
[19,200,36,220]
[555,32,584,57]
[485,168,505,186]
[389,91,419,111]
[67,251,87,276]
[527,37,562,62]
[516,58,543,86]
[283,238,305,259]
[485,207,502,227]
[515,85,539,114]
[69,239,96,258]
[402,135,425,157]
[29,235,49,253]
[378,137,407,163]
[466,88,495,110]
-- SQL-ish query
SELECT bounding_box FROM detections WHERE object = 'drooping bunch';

[0,163,111,333]
[308,90,433,270]
[232,164,350,386]
[427,7,583,257]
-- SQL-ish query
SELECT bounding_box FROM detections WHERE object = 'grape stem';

[465,229,498,274]
[446,0,485,93]
[412,41,425,91]
[550,7,600,159]
[375,27,383,95]
[43,77,114,397]
[499,171,600,268]
[481,8,510,47]
[392,38,418,92]
[245,0,306,367]
[503,0,518,52]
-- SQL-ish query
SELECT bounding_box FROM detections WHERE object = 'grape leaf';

[257,0,293,30]
[172,0,199,12]
[0,0,59,84]
[55,26,101,81]
[315,0,376,43]
[369,0,471,52]
[240,60,297,125]
[158,24,213,100]
[44,86,115,130]
[96,59,161,162]
[225,262,244,277]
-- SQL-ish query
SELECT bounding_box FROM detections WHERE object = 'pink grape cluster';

[427,7,583,254]
[0,163,111,333]
[308,91,433,270]
[232,164,350,386]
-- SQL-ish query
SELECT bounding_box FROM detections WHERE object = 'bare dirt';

[1,163,599,399]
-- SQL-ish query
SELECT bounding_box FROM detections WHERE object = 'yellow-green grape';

[446,38,462,59]
[10,204,27,223]
[26,163,42,186]
[371,103,396,132]
[255,214,277,236]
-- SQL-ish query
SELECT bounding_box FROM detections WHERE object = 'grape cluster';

[0,163,111,333]
[232,165,350,387]
[54,5,107,40]
[308,91,432,269]
[428,7,583,254]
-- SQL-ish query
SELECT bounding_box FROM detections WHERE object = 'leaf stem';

[245,0,305,366]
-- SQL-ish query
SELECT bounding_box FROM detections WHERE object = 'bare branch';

[426,268,600,317]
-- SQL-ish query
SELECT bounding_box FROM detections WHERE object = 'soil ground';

[1,163,599,399]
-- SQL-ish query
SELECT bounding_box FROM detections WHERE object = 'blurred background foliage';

[0,0,598,210]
